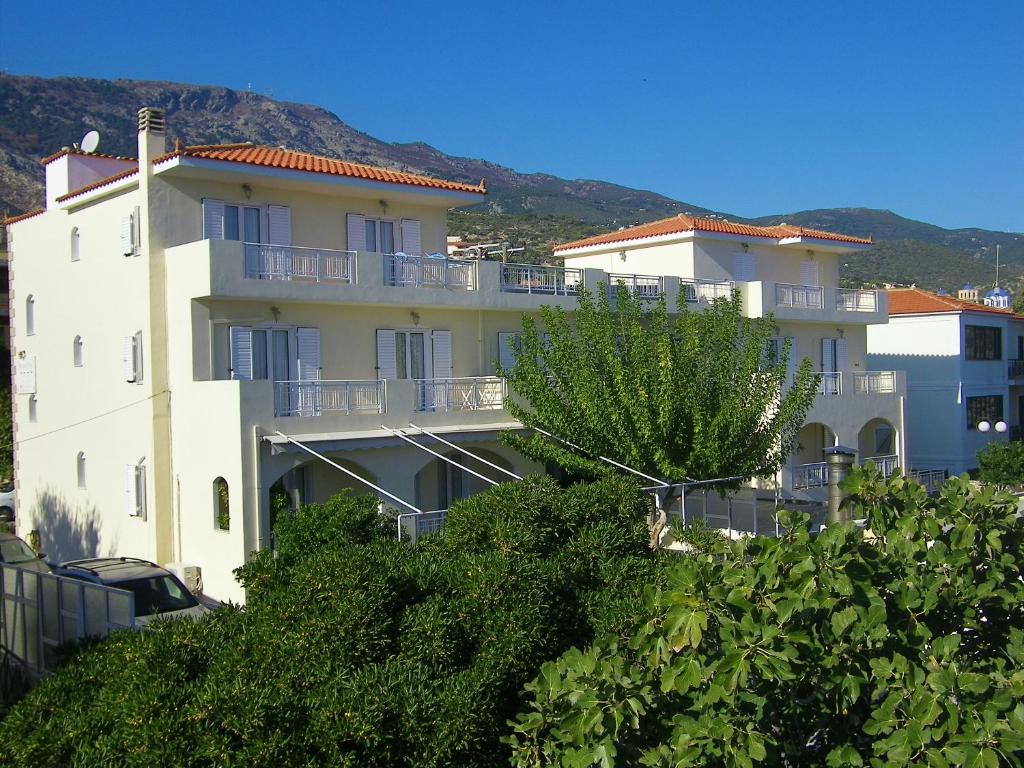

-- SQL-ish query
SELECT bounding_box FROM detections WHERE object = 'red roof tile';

[2,208,46,225]
[887,288,1024,318]
[155,144,487,195]
[555,214,872,251]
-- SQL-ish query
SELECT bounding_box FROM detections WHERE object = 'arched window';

[213,477,230,531]
[73,336,84,367]
[77,452,87,489]
[25,295,34,336]
[70,227,80,262]
[28,395,37,423]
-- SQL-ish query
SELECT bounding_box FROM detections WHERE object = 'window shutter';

[376,329,397,379]
[296,327,321,381]
[136,464,147,520]
[347,213,367,251]
[836,338,848,372]
[229,326,253,380]
[134,331,144,383]
[133,205,142,253]
[123,336,138,382]
[401,219,422,256]
[120,215,134,256]
[733,253,755,282]
[432,331,452,379]
[202,198,225,240]
[498,332,521,372]
[800,260,819,286]
[268,205,292,246]
[125,464,138,516]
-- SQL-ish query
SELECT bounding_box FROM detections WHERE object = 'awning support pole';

[382,427,499,487]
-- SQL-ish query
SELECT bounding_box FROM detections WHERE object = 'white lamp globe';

[978,421,991,432]
[996,421,1008,433]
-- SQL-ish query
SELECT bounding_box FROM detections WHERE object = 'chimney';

[137,107,167,168]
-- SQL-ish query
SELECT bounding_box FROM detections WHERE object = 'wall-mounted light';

[379,199,389,215]
[410,311,420,326]
[837,328,844,339]
[619,251,627,262]
[242,183,253,200]
[741,243,749,253]
[270,305,281,322]
[978,420,1008,433]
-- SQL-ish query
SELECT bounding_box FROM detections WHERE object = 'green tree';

[507,467,1024,767]
[0,388,12,482]
[977,440,1024,488]
[500,287,819,484]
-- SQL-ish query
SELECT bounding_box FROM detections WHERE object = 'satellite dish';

[80,130,100,153]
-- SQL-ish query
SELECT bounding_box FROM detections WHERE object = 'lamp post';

[977,420,1008,433]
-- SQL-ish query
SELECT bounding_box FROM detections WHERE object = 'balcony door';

[821,337,847,395]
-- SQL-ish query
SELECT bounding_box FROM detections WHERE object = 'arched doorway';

[267,456,379,526]
[858,418,898,477]
[791,422,837,490]
[414,447,515,510]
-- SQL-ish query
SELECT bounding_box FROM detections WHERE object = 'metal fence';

[397,510,448,543]
[500,264,581,295]
[775,283,824,309]
[244,244,354,283]
[1,565,135,676]
[415,377,506,412]
[607,273,663,300]
[385,254,475,289]
[274,379,385,417]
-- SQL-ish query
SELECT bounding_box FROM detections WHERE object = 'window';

[229,326,299,382]
[965,325,1001,360]
[365,218,395,254]
[224,205,262,243]
[967,395,1003,429]
[25,295,34,336]
[28,395,37,423]
[213,477,230,531]
[73,336,84,367]
[395,330,427,379]
[70,227,80,262]
[77,452,87,489]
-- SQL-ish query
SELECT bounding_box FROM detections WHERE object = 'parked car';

[0,481,15,522]
[54,558,211,626]
[0,532,52,573]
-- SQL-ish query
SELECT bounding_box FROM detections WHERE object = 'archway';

[414,447,514,511]
[858,418,899,477]
[267,456,379,527]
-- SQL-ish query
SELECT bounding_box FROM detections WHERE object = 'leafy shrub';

[508,467,1024,767]
[0,475,664,767]
[977,439,1024,488]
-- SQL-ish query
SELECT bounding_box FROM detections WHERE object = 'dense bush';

[508,467,1024,767]
[977,439,1024,488]
[0,475,665,767]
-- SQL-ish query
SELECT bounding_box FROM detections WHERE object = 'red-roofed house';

[867,288,1024,475]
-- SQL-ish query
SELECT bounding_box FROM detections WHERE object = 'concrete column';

[824,445,857,524]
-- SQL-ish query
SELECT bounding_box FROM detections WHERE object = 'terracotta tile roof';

[555,214,872,251]
[55,167,140,203]
[2,208,46,225]
[887,288,1024,318]
[40,148,136,165]
[155,144,488,195]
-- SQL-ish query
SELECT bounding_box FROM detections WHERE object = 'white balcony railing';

[819,372,842,395]
[852,371,899,394]
[244,244,355,283]
[908,468,946,493]
[681,278,733,302]
[867,454,899,478]
[385,254,475,290]
[415,377,506,412]
[500,263,581,295]
[607,273,663,300]
[793,462,828,489]
[775,282,824,309]
[836,288,878,312]
[274,380,385,417]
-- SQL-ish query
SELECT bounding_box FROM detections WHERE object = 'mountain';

[1,73,1020,292]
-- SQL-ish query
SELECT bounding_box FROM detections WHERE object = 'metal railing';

[607,273,663,300]
[852,371,898,394]
[836,288,878,312]
[681,278,733,302]
[819,371,842,395]
[1009,359,1024,378]
[244,244,355,283]
[793,462,828,489]
[274,380,385,417]
[415,377,506,412]
[867,454,899,478]
[908,468,947,493]
[775,282,824,309]
[500,263,581,295]
[397,510,447,543]
[385,254,475,289]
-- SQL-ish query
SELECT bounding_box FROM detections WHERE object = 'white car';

[0,481,14,522]
[54,557,211,626]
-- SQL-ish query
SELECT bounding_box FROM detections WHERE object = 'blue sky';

[3,0,1022,231]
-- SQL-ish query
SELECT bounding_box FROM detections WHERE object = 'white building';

[867,287,1024,476]
[554,216,908,494]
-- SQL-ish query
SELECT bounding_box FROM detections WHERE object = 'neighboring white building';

[554,215,908,495]
[867,288,1024,476]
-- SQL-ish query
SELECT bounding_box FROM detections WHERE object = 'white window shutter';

[133,331,144,383]
[498,332,521,372]
[347,213,367,251]
[229,326,253,380]
[133,205,142,253]
[203,198,225,240]
[123,336,138,382]
[125,464,138,516]
[800,260,819,286]
[136,464,147,520]
[120,215,133,256]
[836,338,848,372]
[376,329,397,379]
[432,331,452,379]
[401,219,422,256]
[296,327,321,381]
[733,253,755,282]
[268,205,292,246]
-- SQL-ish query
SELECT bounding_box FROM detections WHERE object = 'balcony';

[244,244,354,283]
[680,277,733,303]
[606,273,664,300]
[792,462,828,489]
[385,254,475,290]
[415,377,506,412]
[742,281,886,324]
[500,263,581,296]
[775,282,823,309]
[836,288,878,312]
[274,380,384,417]
[814,371,905,397]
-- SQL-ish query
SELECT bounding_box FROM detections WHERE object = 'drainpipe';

[824,445,857,524]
